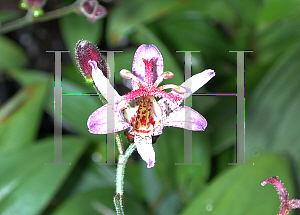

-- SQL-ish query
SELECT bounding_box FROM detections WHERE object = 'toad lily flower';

[87,44,215,168]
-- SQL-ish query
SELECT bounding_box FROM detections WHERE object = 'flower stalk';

[0,0,107,34]
[114,143,137,215]
[0,0,80,34]
[76,41,215,214]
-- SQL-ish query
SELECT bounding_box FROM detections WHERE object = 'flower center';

[117,58,184,110]
[133,96,160,138]
[121,57,185,138]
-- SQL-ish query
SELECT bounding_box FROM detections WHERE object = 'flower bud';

[20,0,47,17]
[20,0,46,9]
[80,0,107,22]
[124,130,134,143]
[75,40,109,83]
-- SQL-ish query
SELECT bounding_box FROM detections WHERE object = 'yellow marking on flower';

[130,96,161,138]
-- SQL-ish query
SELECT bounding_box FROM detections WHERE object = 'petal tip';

[205,69,215,77]
[147,160,155,168]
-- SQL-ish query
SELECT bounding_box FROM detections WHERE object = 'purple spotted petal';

[89,60,121,103]
[163,106,207,131]
[158,69,215,113]
[87,104,131,134]
[158,97,178,118]
[134,135,156,168]
[132,44,164,90]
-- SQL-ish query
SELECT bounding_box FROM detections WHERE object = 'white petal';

[180,69,215,99]
[158,69,215,111]
[87,104,131,134]
[89,60,121,103]
[135,135,156,168]
[163,106,207,131]
[158,98,177,117]
[132,44,164,90]
[153,123,163,136]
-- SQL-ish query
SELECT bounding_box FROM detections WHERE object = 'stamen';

[120,69,143,88]
[152,99,163,117]
[153,71,174,88]
[158,84,186,94]
[119,87,182,110]
[120,69,132,79]
[162,71,174,79]
[172,86,186,94]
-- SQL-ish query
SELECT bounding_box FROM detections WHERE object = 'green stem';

[114,143,137,215]
[0,0,81,34]
[115,133,124,155]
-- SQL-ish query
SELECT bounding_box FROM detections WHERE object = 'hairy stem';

[115,133,124,155]
[114,143,137,215]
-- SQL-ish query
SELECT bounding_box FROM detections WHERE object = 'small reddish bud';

[75,40,109,83]
[80,0,107,22]
[115,193,121,200]
[24,0,47,9]
[124,130,134,143]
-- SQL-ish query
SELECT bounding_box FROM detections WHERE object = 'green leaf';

[0,35,28,70]
[106,0,183,46]
[0,11,22,23]
[154,125,210,202]
[208,96,236,156]
[245,41,300,188]
[256,20,300,69]
[59,13,104,61]
[57,162,116,198]
[140,162,163,205]
[258,0,300,23]
[0,79,49,154]
[53,187,148,215]
[45,78,106,144]
[0,136,88,215]
[53,188,116,215]
[181,154,294,215]
[8,68,51,85]
[148,11,231,72]
[246,43,300,152]
[221,0,262,24]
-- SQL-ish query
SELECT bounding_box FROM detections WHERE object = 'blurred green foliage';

[0,0,300,214]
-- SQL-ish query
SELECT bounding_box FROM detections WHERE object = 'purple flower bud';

[75,40,109,82]
[24,0,47,8]
[80,0,107,22]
